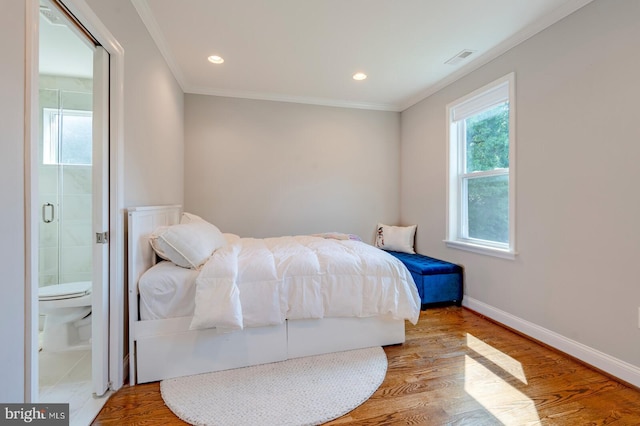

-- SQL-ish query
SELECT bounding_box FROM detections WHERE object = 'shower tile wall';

[61,165,92,284]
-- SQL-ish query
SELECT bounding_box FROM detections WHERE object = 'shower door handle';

[42,203,55,223]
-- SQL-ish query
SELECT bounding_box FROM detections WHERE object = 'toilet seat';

[39,281,92,301]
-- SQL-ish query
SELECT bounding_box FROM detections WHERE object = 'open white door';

[92,45,110,396]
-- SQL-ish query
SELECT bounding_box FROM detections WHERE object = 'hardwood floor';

[92,307,640,425]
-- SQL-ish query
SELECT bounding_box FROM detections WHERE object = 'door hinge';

[96,231,109,244]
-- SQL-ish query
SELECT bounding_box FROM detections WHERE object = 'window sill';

[444,240,517,260]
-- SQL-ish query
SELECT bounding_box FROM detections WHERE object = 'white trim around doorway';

[24,0,126,403]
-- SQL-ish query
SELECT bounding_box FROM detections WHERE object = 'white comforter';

[189,235,420,330]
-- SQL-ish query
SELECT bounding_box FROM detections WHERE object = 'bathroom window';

[43,108,93,166]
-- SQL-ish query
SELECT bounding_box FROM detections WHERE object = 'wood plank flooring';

[92,307,640,425]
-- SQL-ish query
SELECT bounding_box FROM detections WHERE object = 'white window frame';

[43,107,93,166]
[445,73,516,259]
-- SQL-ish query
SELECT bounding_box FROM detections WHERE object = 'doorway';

[35,0,109,420]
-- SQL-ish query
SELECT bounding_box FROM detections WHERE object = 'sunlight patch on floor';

[464,334,540,424]
[466,333,527,384]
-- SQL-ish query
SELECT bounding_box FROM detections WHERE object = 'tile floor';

[39,348,111,426]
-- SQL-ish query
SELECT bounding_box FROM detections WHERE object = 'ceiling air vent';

[445,49,476,65]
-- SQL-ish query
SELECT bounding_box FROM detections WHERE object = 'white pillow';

[180,212,206,224]
[149,221,227,269]
[375,223,417,254]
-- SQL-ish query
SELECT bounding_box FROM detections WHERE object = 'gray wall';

[185,95,400,241]
[401,0,640,370]
[86,0,184,208]
[0,0,26,403]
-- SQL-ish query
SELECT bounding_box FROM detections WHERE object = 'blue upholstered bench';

[386,251,463,309]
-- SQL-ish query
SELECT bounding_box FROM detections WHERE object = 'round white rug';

[160,346,387,426]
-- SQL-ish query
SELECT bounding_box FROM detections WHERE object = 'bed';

[128,205,420,384]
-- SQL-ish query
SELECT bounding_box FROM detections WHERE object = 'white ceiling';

[39,1,594,110]
[133,0,594,111]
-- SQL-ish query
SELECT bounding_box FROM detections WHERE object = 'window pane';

[465,102,509,173]
[466,174,509,243]
[60,113,92,165]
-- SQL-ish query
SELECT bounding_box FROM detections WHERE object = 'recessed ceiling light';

[207,55,224,64]
[352,72,367,81]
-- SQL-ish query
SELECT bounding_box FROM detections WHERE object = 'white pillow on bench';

[374,223,417,254]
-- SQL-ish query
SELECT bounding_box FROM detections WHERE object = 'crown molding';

[131,0,186,91]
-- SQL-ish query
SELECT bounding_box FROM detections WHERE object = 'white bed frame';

[128,205,406,384]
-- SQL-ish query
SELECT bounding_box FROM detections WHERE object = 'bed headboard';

[127,205,181,382]
[128,205,181,289]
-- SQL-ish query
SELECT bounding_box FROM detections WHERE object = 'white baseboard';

[463,296,640,388]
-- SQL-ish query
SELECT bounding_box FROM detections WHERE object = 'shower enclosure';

[38,81,93,289]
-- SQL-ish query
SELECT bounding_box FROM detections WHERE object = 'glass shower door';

[39,88,61,288]
[38,86,93,289]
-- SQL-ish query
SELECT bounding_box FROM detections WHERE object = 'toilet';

[39,281,92,352]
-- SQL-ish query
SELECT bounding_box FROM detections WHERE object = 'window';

[43,108,93,166]
[446,73,516,259]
